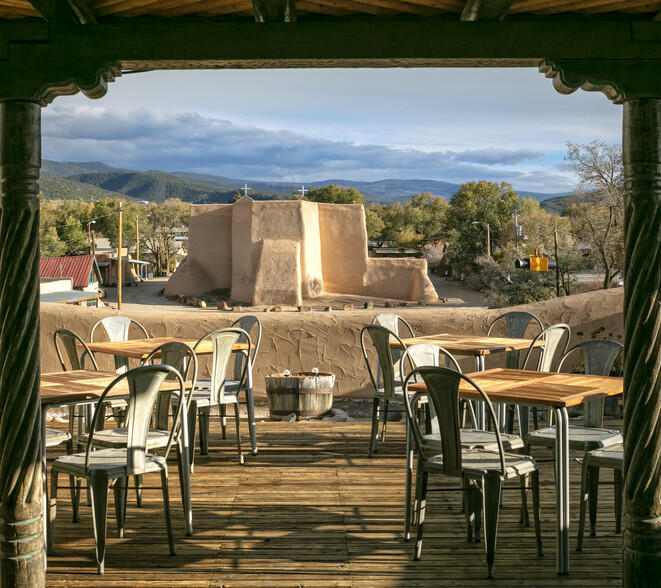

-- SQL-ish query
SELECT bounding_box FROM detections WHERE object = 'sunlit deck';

[45,420,622,587]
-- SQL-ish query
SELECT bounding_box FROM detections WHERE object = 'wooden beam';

[26,0,97,23]
[461,0,513,21]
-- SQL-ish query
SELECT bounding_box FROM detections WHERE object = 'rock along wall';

[164,198,437,305]
[40,288,623,400]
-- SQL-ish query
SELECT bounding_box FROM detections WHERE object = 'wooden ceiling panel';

[295,0,353,14]
[512,0,661,13]
[156,0,252,16]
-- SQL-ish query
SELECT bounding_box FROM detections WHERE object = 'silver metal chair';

[518,323,571,435]
[223,315,261,455]
[400,343,525,541]
[48,364,183,574]
[79,341,197,534]
[576,443,623,550]
[89,316,150,373]
[372,312,414,385]
[486,311,543,432]
[190,327,251,464]
[360,324,407,457]
[403,366,543,579]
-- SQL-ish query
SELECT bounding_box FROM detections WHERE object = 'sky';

[40,68,623,195]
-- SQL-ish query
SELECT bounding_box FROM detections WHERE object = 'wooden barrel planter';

[265,371,335,420]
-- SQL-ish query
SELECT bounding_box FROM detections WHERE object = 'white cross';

[298,186,308,198]
[243,184,251,197]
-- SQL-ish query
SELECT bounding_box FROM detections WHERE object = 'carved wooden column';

[622,99,661,587]
[0,101,44,587]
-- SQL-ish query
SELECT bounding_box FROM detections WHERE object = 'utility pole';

[553,227,561,297]
[117,201,123,310]
[135,214,140,262]
[513,211,519,256]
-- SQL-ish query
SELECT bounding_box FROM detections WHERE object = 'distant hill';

[41,159,569,206]
[40,176,134,201]
[540,194,571,215]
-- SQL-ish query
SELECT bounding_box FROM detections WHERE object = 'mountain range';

[39,160,569,210]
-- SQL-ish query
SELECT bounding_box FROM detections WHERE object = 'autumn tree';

[565,140,624,288]
[141,199,190,274]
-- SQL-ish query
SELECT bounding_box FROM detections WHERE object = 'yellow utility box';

[529,248,549,271]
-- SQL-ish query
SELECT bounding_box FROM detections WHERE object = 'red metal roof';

[39,256,96,289]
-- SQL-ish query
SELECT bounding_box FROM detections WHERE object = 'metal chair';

[89,316,150,373]
[222,315,261,455]
[400,343,525,541]
[518,323,571,435]
[576,443,623,550]
[486,311,543,432]
[48,364,183,574]
[190,328,251,464]
[53,327,100,443]
[78,342,197,535]
[360,324,407,457]
[372,312,414,384]
[403,366,543,579]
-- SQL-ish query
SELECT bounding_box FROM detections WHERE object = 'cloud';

[42,103,571,193]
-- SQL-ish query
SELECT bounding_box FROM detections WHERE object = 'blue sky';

[41,68,623,194]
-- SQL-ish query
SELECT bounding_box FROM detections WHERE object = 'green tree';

[364,206,385,241]
[565,140,624,289]
[304,184,365,205]
[141,199,190,273]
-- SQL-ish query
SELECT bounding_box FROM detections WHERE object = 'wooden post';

[117,201,123,310]
[622,98,661,587]
[0,101,45,587]
[553,227,560,297]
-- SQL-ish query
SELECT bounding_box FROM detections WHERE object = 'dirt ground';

[100,273,487,313]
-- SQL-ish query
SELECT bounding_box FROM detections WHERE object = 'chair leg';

[483,474,501,579]
[198,406,210,455]
[404,423,413,541]
[72,477,82,523]
[368,398,380,457]
[48,470,58,554]
[463,478,474,542]
[220,403,227,439]
[414,470,428,560]
[233,401,244,465]
[615,469,623,534]
[89,474,110,575]
[134,474,143,507]
[161,469,176,556]
[588,465,600,536]
[113,476,128,538]
[413,457,424,527]
[531,470,543,557]
[381,400,389,442]
[577,459,590,551]
[520,473,530,527]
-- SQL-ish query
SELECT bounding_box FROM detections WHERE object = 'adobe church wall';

[40,288,623,400]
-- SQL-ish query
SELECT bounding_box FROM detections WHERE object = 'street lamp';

[87,220,96,254]
[471,221,491,258]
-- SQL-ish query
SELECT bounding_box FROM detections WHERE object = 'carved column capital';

[540,58,661,104]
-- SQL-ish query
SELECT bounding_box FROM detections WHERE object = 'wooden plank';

[85,336,247,360]
[395,333,543,356]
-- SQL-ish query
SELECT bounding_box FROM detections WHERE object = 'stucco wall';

[40,288,623,400]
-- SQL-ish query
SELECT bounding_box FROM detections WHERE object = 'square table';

[41,369,194,542]
[409,367,624,575]
[86,336,257,456]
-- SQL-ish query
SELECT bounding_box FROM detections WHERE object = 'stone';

[186,298,196,306]
[343,303,354,311]
[363,302,373,309]
[325,306,333,312]
[217,301,229,310]
[232,306,243,312]
[271,306,282,312]
[417,300,427,306]
[385,301,394,308]
[197,300,207,308]
[298,305,312,312]
[178,294,185,304]
[263,307,270,312]
[387,411,403,422]
[331,408,348,418]
[399,301,408,307]
[281,413,297,422]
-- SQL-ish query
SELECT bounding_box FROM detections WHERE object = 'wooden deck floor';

[45,421,623,587]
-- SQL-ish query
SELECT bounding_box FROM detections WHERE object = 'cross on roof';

[242,184,252,197]
[298,186,308,198]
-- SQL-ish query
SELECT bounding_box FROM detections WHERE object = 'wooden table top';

[394,333,543,356]
[41,369,187,406]
[86,336,248,360]
[408,368,623,409]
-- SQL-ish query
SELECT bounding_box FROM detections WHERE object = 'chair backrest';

[521,323,571,373]
[142,341,198,426]
[372,313,415,338]
[89,316,149,343]
[399,342,462,376]
[487,311,543,369]
[230,315,261,381]
[85,364,184,476]
[361,324,406,401]
[195,328,251,404]
[403,366,506,477]
[53,327,99,371]
[557,339,624,428]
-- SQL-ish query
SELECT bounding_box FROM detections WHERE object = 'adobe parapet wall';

[40,288,623,400]
[164,199,438,305]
